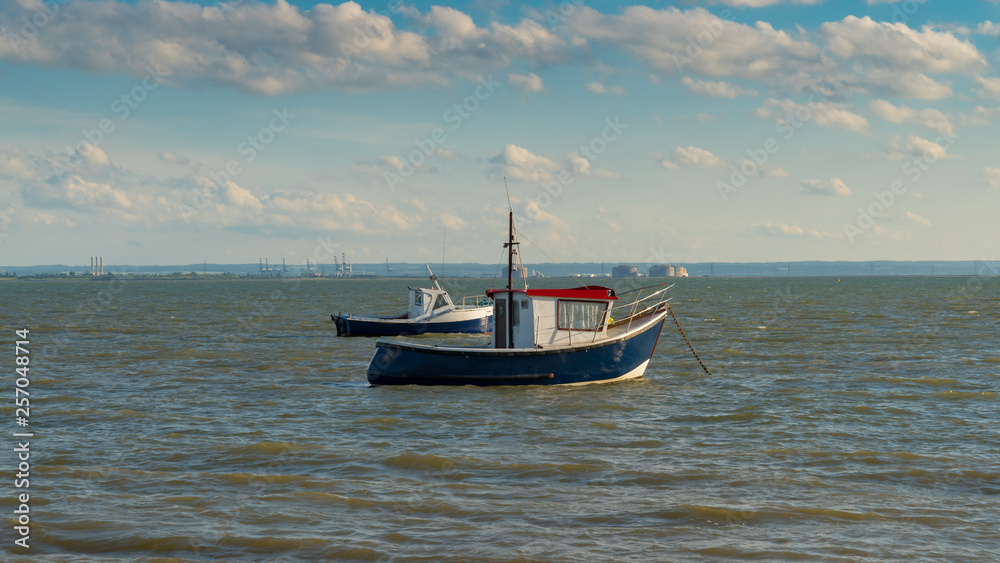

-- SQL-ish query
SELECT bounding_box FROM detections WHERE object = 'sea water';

[1,276,998,560]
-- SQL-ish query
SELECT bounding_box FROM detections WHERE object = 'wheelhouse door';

[494,298,507,348]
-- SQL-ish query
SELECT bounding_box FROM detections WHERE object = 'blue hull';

[367,315,666,386]
[333,315,493,337]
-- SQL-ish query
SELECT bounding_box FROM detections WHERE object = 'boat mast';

[507,210,514,292]
[502,178,518,349]
[505,209,516,348]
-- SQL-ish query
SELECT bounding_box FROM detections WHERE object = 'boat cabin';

[485,286,618,348]
[407,285,455,320]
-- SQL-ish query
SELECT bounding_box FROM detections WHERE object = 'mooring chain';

[667,304,712,375]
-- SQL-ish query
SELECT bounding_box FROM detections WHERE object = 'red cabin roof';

[486,285,618,300]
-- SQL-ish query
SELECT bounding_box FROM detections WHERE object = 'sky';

[0,0,998,268]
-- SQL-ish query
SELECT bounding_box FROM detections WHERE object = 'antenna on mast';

[504,177,512,212]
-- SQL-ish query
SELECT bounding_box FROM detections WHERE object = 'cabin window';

[512,302,520,326]
[557,300,605,331]
[433,294,449,310]
[414,293,423,306]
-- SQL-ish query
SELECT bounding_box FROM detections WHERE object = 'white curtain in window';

[558,300,604,330]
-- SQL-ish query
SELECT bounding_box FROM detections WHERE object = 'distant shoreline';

[2,273,997,282]
[2,259,997,279]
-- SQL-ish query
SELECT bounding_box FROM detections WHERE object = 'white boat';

[332,265,492,337]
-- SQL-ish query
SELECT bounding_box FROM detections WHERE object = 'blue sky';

[1,0,998,267]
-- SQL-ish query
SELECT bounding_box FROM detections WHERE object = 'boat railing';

[459,294,493,309]
[608,284,672,332]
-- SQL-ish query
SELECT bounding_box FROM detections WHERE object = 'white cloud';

[567,6,823,79]
[746,222,837,239]
[569,155,619,179]
[711,0,821,5]
[241,191,420,234]
[522,198,567,229]
[158,151,190,166]
[0,151,38,180]
[756,98,871,135]
[974,106,1000,117]
[681,77,758,98]
[488,144,561,182]
[876,135,907,160]
[985,167,1000,189]
[975,76,1000,102]
[959,112,991,127]
[483,18,571,64]
[587,82,626,95]
[907,135,959,160]
[862,69,953,100]
[739,161,790,178]
[0,206,61,229]
[489,144,619,185]
[423,5,483,43]
[977,21,1000,37]
[439,212,468,230]
[821,16,986,74]
[661,146,725,169]
[569,154,591,175]
[0,1,984,107]
[222,181,264,211]
[563,7,986,102]
[736,159,790,178]
[868,99,955,135]
[376,155,410,173]
[904,211,931,226]
[0,146,431,236]
[800,178,852,196]
[29,174,133,212]
[508,72,544,93]
[0,1,572,94]
[752,222,805,236]
[78,144,111,167]
[877,134,959,161]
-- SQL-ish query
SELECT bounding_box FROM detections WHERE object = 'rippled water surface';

[1,276,998,561]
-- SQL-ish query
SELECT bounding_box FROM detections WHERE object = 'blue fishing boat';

[333,265,492,337]
[366,210,672,386]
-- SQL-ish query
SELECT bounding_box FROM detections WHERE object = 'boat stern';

[332,314,349,336]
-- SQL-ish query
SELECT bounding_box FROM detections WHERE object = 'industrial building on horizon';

[648,264,688,278]
[504,265,547,278]
[611,263,689,278]
[611,264,638,278]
